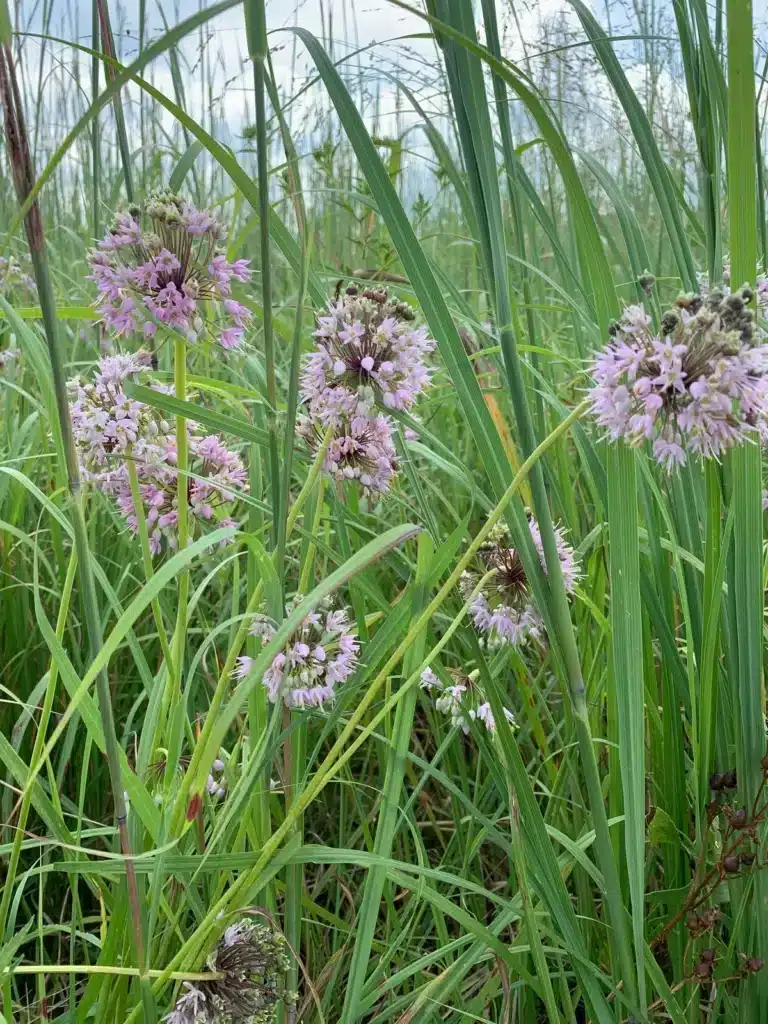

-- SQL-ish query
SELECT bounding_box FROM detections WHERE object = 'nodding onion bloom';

[300,285,435,422]
[68,353,245,553]
[296,410,399,496]
[236,597,359,710]
[589,289,768,473]
[163,919,293,1024]
[88,190,251,349]
[298,285,435,495]
[420,667,516,735]
[460,518,578,649]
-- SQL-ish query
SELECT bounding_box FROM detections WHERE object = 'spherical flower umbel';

[236,597,359,709]
[301,284,435,423]
[297,284,435,497]
[205,757,227,801]
[297,411,399,495]
[88,189,252,349]
[108,430,246,553]
[420,667,516,735]
[460,518,578,648]
[68,350,165,472]
[68,354,246,553]
[589,289,768,472]
[163,918,293,1024]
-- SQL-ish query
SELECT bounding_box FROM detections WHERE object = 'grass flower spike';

[88,190,251,349]
[589,289,768,471]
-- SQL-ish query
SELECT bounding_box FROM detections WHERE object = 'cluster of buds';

[419,667,516,736]
[236,596,359,710]
[88,190,251,350]
[692,947,764,983]
[0,344,18,369]
[0,253,36,298]
[589,288,768,472]
[297,284,435,495]
[164,918,293,1024]
[459,517,578,648]
[205,757,227,801]
[68,353,245,553]
[654,755,768,966]
[686,907,722,940]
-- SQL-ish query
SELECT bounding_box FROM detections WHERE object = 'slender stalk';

[0,549,77,940]
[283,477,325,1008]
[4,966,223,981]
[172,333,190,676]
[94,0,134,202]
[0,35,147,986]
[90,0,100,243]
[168,426,334,835]
[245,0,281,555]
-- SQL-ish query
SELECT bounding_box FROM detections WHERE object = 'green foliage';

[1,1,767,1022]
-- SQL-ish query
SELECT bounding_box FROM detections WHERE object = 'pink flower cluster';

[88,190,251,350]
[461,518,578,648]
[298,285,436,495]
[236,597,359,709]
[68,353,245,553]
[420,667,516,735]
[589,291,768,472]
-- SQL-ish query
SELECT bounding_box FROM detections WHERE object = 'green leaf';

[169,140,205,191]
[647,807,681,847]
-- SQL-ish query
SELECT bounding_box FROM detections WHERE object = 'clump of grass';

[2,0,768,1022]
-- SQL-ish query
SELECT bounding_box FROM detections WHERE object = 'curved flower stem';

[168,425,334,835]
[284,475,325,1007]
[126,456,175,676]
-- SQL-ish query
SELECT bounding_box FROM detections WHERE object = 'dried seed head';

[164,919,293,1024]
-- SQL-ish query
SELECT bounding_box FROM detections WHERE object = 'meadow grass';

[1,0,768,1022]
